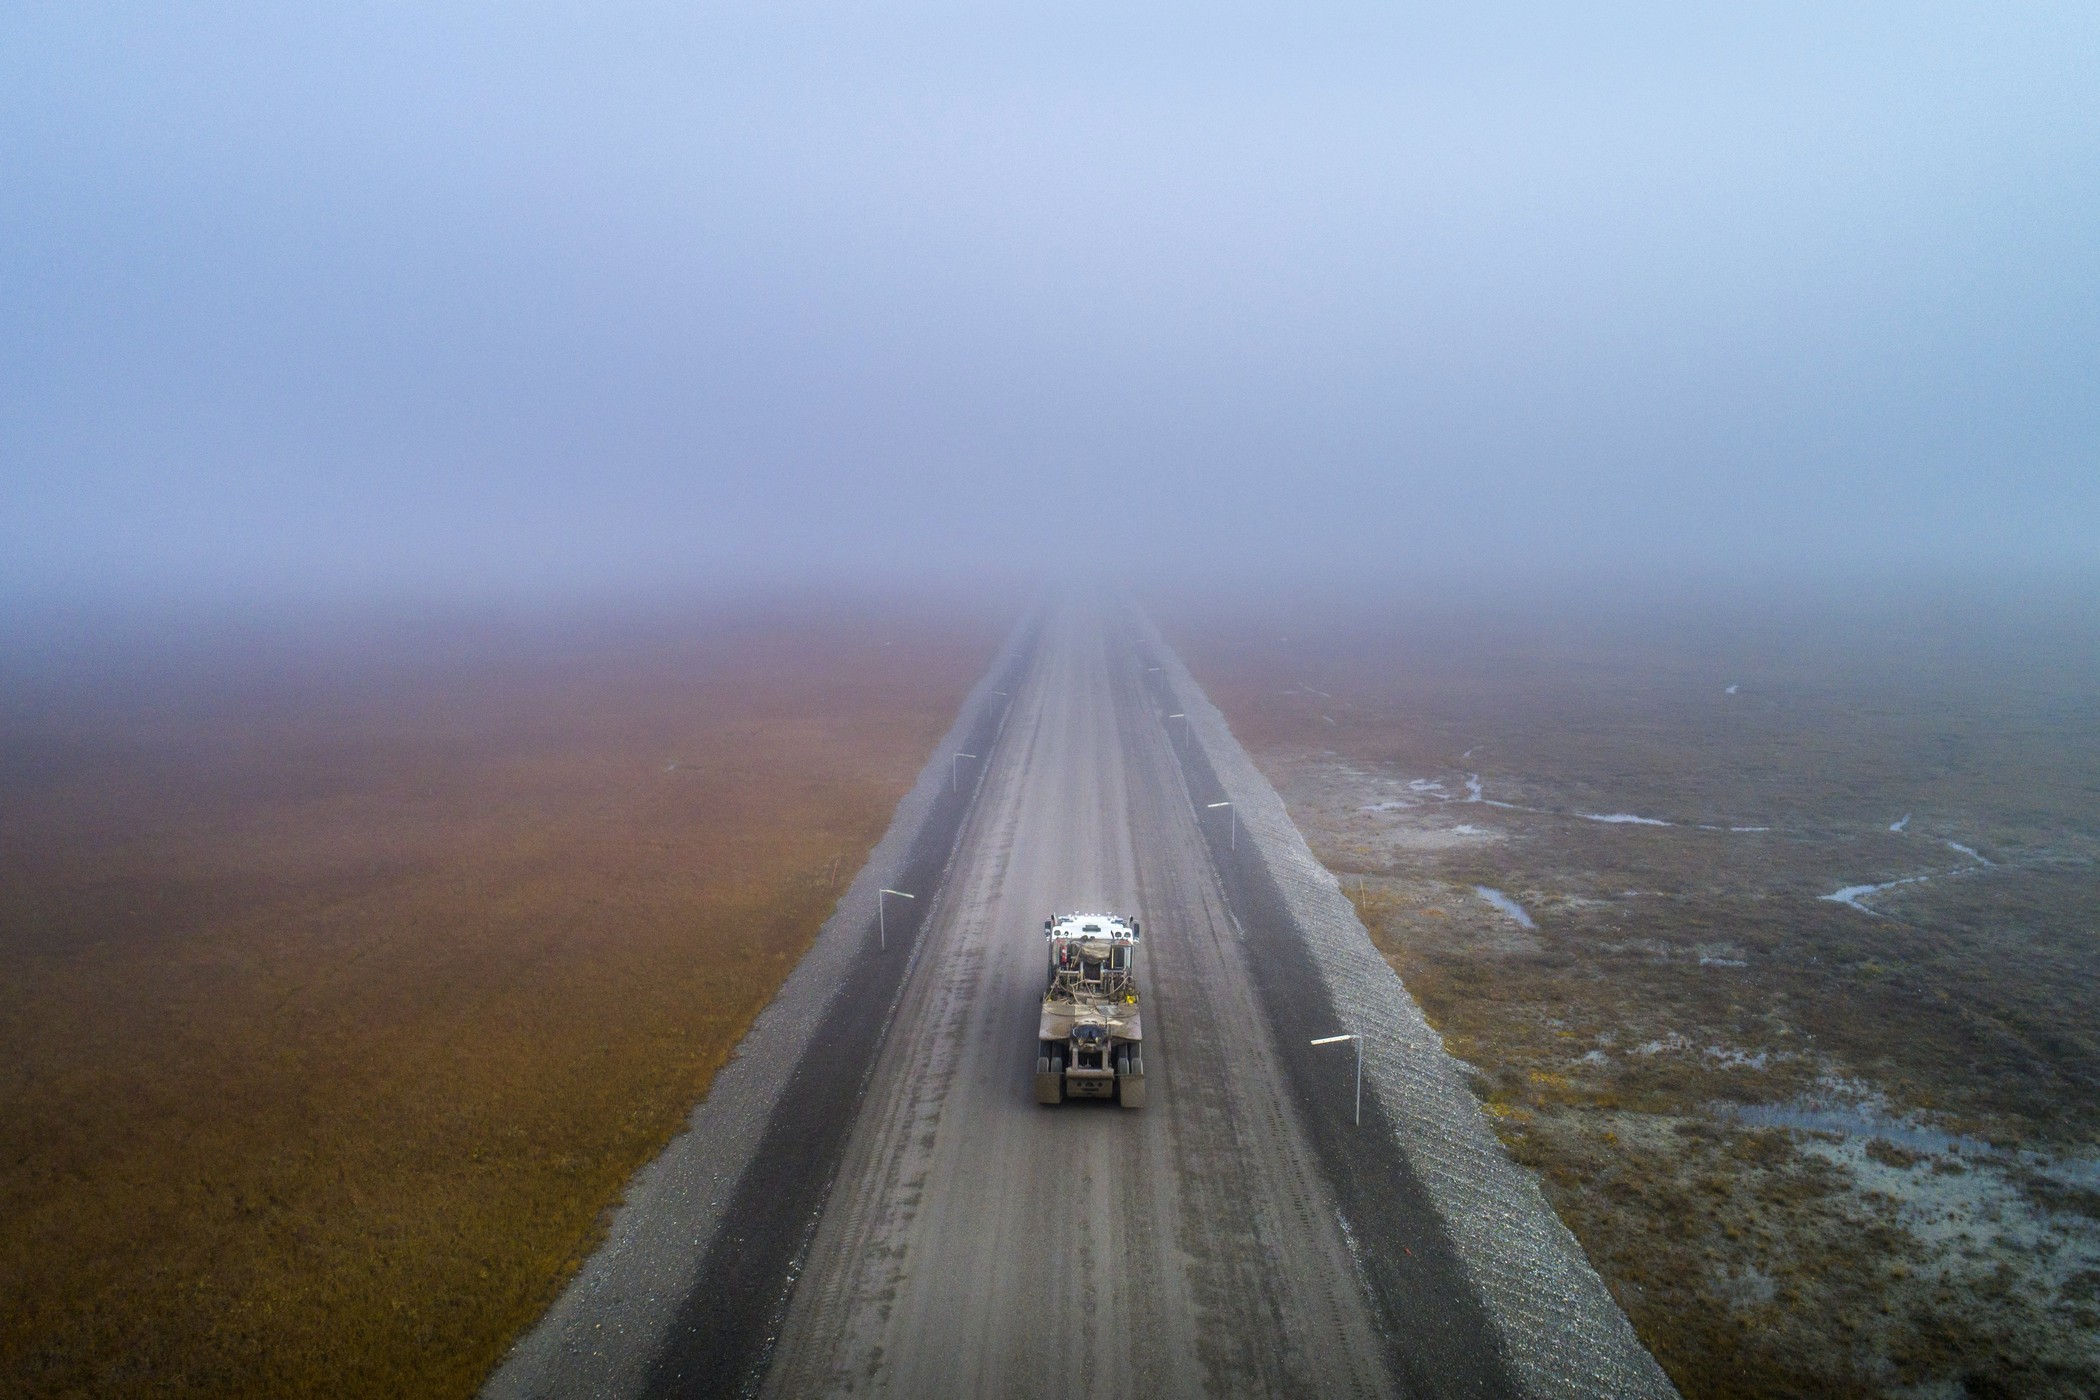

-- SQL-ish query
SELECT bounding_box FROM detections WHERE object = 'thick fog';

[5,2,2096,607]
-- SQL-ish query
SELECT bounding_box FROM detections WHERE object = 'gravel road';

[491,598,1669,1399]
[759,602,1470,1398]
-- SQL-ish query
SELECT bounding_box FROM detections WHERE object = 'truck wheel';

[1119,1043,1147,1108]
[1036,1047,1065,1105]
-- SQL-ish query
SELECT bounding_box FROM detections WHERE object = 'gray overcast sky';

[4,2,2096,604]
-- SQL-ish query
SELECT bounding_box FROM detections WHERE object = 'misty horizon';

[5,3,2097,607]
[7,12,2099,1388]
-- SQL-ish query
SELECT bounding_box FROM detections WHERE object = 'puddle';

[1473,886,1536,929]
[1820,876,1931,913]
[1719,1101,1991,1157]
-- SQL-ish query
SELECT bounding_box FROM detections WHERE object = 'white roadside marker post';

[1311,1033,1363,1125]
[1207,800,1235,850]
[878,888,914,951]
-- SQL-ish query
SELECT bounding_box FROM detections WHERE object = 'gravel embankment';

[1140,613,1677,1400]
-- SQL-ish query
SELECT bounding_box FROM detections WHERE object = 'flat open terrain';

[1169,587,2100,1397]
[0,599,1000,1398]
[497,598,1566,1400]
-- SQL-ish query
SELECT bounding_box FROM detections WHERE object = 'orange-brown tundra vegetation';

[0,599,1003,1398]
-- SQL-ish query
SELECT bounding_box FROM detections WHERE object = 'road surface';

[493,599,1660,1400]
[753,602,1474,1397]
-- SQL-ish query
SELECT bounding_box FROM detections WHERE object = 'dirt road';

[496,600,1572,1399]
[752,603,1491,1397]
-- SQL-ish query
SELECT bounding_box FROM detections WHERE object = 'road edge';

[480,608,1041,1400]
[1138,614,1679,1400]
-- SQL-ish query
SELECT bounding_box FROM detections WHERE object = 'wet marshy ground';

[1173,587,2100,1398]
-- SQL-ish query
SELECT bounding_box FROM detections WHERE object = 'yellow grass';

[0,604,1000,1397]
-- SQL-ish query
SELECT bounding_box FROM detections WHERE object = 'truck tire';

[1036,1047,1065,1105]
[1118,1043,1146,1108]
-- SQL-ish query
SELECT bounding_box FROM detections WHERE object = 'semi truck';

[1035,912,1146,1107]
